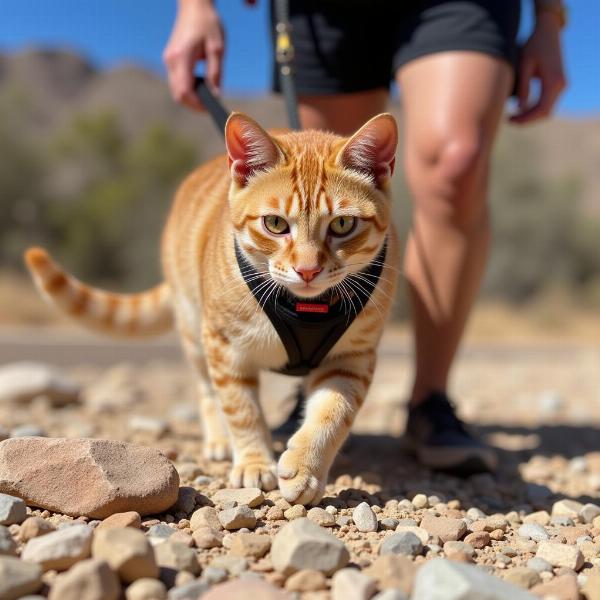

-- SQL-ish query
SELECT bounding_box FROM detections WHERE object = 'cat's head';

[226,112,397,299]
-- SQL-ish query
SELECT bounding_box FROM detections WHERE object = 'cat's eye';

[263,215,290,235]
[329,216,356,237]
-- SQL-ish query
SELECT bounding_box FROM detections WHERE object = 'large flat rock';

[0,437,179,518]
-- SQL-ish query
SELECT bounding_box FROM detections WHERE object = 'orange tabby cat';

[25,112,399,505]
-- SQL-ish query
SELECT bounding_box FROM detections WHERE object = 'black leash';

[194,0,300,136]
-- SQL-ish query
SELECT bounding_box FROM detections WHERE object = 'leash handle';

[194,76,231,137]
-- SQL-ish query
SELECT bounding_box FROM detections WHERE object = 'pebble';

[464,531,490,549]
[580,502,600,524]
[0,438,179,518]
[19,516,56,541]
[502,566,541,589]
[0,362,80,406]
[48,558,120,600]
[0,493,27,525]
[202,565,228,584]
[307,506,336,527]
[443,541,475,559]
[332,568,377,600]
[517,523,549,541]
[353,502,378,532]
[270,518,349,576]
[285,569,328,592]
[364,555,416,595]
[97,511,142,531]
[147,523,176,541]
[536,540,584,571]
[218,505,257,530]
[155,540,200,577]
[284,504,307,520]
[265,506,284,521]
[229,532,271,558]
[210,555,248,576]
[0,525,17,555]
[551,499,583,518]
[167,580,210,600]
[190,506,223,531]
[380,518,399,530]
[192,527,223,549]
[411,558,535,600]
[213,488,264,508]
[172,487,197,515]
[523,511,551,526]
[395,525,430,545]
[380,531,423,557]
[21,523,93,571]
[125,577,168,600]
[412,494,429,509]
[0,556,43,600]
[551,514,575,527]
[420,515,467,543]
[92,527,158,583]
[531,573,580,600]
[201,579,287,600]
[177,464,203,480]
[527,557,553,573]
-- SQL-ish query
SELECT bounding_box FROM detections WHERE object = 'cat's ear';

[337,113,398,187]
[225,112,283,186]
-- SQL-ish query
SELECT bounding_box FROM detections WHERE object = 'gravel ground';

[0,331,599,599]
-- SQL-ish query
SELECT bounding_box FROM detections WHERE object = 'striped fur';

[25,112,399,504]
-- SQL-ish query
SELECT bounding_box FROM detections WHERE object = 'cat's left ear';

[337,113,398,187]
[225,112,283,186]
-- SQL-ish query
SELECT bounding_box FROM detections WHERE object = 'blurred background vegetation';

[1,50,600,322]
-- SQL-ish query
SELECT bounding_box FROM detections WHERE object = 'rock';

[581,572,600,600]
[128,415,169,437]
[464,532,490,549]
[372,591,409,600]
[551,499,583,518]
[0,525,17,555]
[173,487,197,515]
[444,541,475,559]
[92,527,158,583]
[412,558,536,600]
[580,503,600,524]
[19,516,56,541]
[213,488,264,508]
[218,505,256,530]
[285,569,328,592]
[523,511,550,526]
[126,578,168,600]
[364,555,416,595]
[420,515,467,543]
[518,523,549,542]
[177,464,203,480]
[284,504,307,520]
[10,425,46,437]
[202,565,228,584]
[332,568,377,600]
[192,527,223,549]
[551,515,574,527]
[190,507,222,532]
[0,362,80,406]
[353,502,378,532]
[271,518,349,576]
[21,523,93,571]
[48,558,120,600]
[0,556,43,600]
[536,541,584,571]
[530,573,579,600]
[167,580,210,600]
[380,518,399,530]
[395,526,430,545]
[0,493,27,525]
[380,532,423,557]
[412,494,429,509]
[502,567,541,589]
[155,540,200,575]
[202,579,288,600]
[97,511,142,530]
[307,506,336,527]
[527,557,553,573]
[0,437,179,518]
[211,555,248,576]
[147,523,176,542]
[229,532,271,558]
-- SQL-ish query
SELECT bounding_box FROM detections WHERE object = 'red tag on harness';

[295,303,329,314]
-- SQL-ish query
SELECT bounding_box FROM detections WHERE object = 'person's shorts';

[272,0,521,95]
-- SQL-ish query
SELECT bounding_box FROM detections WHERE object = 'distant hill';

[1,48,599,210]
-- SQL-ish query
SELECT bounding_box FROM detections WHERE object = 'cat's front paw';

[277,447,327,506]
[229,459,277,491]
[203,437,232,461]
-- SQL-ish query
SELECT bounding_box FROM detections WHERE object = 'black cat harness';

[234,239,387,377]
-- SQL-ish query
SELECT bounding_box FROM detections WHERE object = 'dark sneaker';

[405,391,497,476]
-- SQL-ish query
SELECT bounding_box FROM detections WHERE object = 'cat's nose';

[294,265,322,283]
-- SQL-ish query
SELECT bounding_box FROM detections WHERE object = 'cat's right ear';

[225,113,283,186]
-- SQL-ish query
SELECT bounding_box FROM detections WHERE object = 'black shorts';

[272,0,521,95]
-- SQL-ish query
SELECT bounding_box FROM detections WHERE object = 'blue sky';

[1,0,598,116]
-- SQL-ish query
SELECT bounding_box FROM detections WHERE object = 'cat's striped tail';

[24,247,174,337]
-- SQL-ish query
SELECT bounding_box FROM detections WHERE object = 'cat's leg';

[277,350,376,505]
[203,327,277,490]
[179,328,232,461]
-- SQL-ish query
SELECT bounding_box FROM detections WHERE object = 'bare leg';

[398,52,513,405]
[299,88,388,135]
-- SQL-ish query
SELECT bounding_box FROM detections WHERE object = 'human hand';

[510,12,567,124]
[163,0,225,111]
